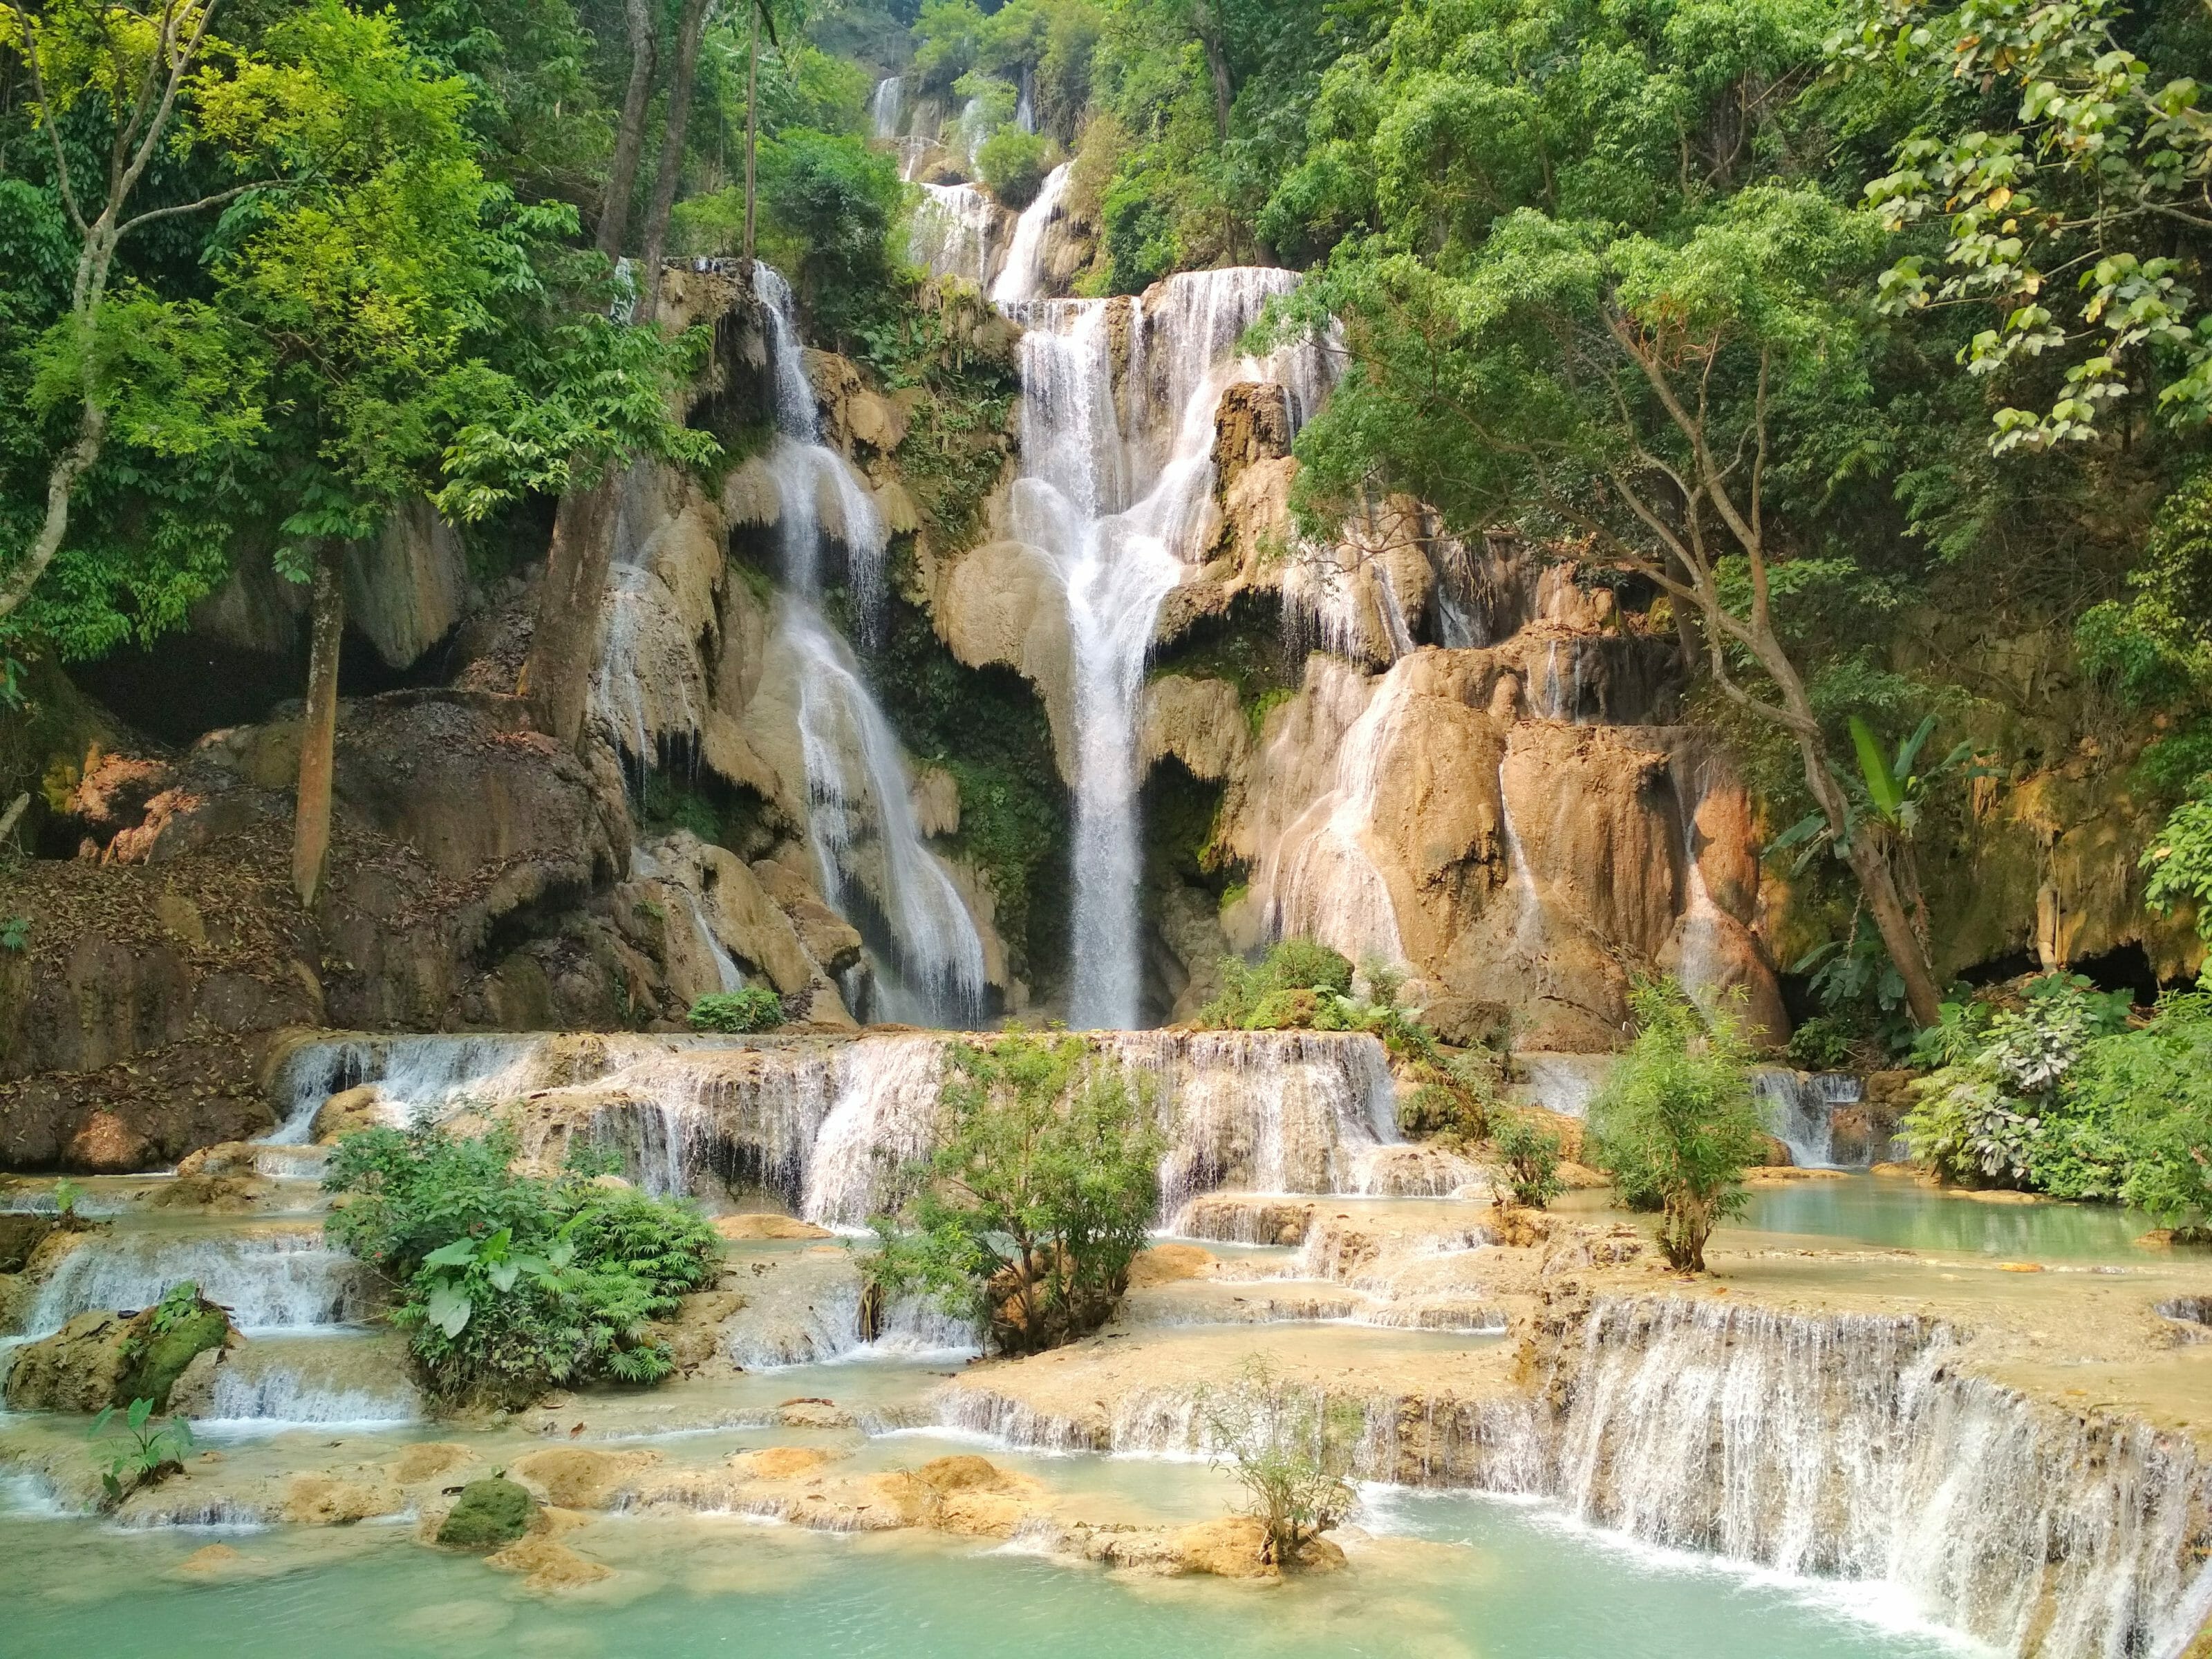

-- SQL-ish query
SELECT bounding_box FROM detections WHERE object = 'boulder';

[435,1477,537,1548]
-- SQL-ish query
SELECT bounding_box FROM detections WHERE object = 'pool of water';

[1562,1175,2181,1264]
[0,1493,1973,1659]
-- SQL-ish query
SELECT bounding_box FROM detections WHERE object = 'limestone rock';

[284,1473,404,1526]
[3,1310,138,1411]
[507,1447,662,1510]
[713,1213,833,1241]
[932,538,1077,776]
[344,498,470,671]
[485,1533,612,1591]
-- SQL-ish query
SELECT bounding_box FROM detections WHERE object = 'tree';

[868,1029,1161,1355]
[1197,1356,1358,1568]
[1846,0,2212,453]
[0,0,279,633]
[1586,979,1770,1271]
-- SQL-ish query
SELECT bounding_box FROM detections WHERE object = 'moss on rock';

[435,1477,538,1549]
[118,1302,230,1412]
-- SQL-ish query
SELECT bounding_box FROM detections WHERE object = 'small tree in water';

[1199,1357,1359,1567]
[869,1029,1161,1355]
[1586,980,1768,1272]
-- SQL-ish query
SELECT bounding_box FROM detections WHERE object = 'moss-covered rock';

[435,1477,538,1549]
[118,1301,232,1411]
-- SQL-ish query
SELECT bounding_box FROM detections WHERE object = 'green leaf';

[487,1262,519,1293]
[422,1237,480,1268]
[126,1397,151,1431]
[426,1285,474,1338]
[1851,717,1905,819]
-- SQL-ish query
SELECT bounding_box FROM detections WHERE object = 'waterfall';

[201,1334,420,1425]
[1015,64,1035,133]
[753,265,988,1026]
[265,1032,546,1143]
[26,1226,376,1336]
[909,182,1001,287]
[1515,1052,1613,1118]
[1754,1068,1864,1168]
[990,162,1071,306]
[870,74,904,140]
[1007,268,1331,1027]
[934,1298,2212,1658]
[273,1029,1398,1228]
[1548,1300,2212,1659]
[1253,655,1414,968]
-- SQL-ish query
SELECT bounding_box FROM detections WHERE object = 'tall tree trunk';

[521,477,621,754]
[1194,1,1233,141]
[1792,727,1944,1027]
[594,0,660,259]
[632,0,714,328]
[743,3,759,268]
[292,540,346,909]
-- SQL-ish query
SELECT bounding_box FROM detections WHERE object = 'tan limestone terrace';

[4,1033,2212,1659]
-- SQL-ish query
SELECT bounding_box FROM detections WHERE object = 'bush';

[868,1030,1161,1355]
[1198,1357,1358,1568]
[1490,1110,1564,1210]
[1902,974,2133,1190]
[87,1397,193,1511]
[977,124,1051,207]
[1199,938,1353,1027]
[324,1127,722,1407]
[1785,1014,1855,1071]
[688,987,785,1033]
[2034,988,2212,1223]
[1586,980,1770,1272]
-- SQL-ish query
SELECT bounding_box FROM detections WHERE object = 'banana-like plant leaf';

[422,1237,479,1268]
[1850,716,1904,818]
[426,1284,473,1338]
[1894,713,1938,781]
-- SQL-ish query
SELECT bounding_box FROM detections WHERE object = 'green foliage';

[2144,791,2212,944]
[1490,1109,1565,1210]
[753,129,906,348]
[435,1475,537,1547]
[1197,1356,1358,1568]
[1200,938,1353,1027]
[868,1030,1161,1355]
[1903,973,2137,1192]
[687,987,786,1033]
[2070,993,2212,1228]
[116,1282,230,1412]
[1847,0,2212,449]
[1586,980,1770,1272]
[1785,1014,1856,1071]
[324,1125,720,1406]
[0,915,26,952]
[977,124,1053,208]
[87,1397,194,1510]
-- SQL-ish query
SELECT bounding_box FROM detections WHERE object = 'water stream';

[1006,269,1331,1027]
[754,265,988,1027]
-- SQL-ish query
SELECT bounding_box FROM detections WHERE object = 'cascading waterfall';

[754,265,988,1026]
[274,1029,1400,1229]
[870,75,903,140]
[265,1032,547,1143]
[935,1299,2212,1659]
[1253,655,1415,968]
[908,182,1002,287]
[1754,1068,1864,1168]
[1006,269,1332,1027]
[26,1226,375,1336]
[989,162,1070,306]
[202,1334,420,1426]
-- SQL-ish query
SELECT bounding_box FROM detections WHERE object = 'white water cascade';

[26,1226,377,1337]
[754,265,988,1026]
[273,1029,1400,1229]
[937,1298,2212,1659]
[1006,269,1333,1027]
[870,75,903,139]
[989,162,1070,306]
[1253,655,1416,968]
[909,182,1003,288]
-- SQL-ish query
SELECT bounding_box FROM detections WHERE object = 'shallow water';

[1562,1175,2177,1264]
[0,1494,1972,1659]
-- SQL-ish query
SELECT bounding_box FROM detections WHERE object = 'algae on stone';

[435,1477,537,1548]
